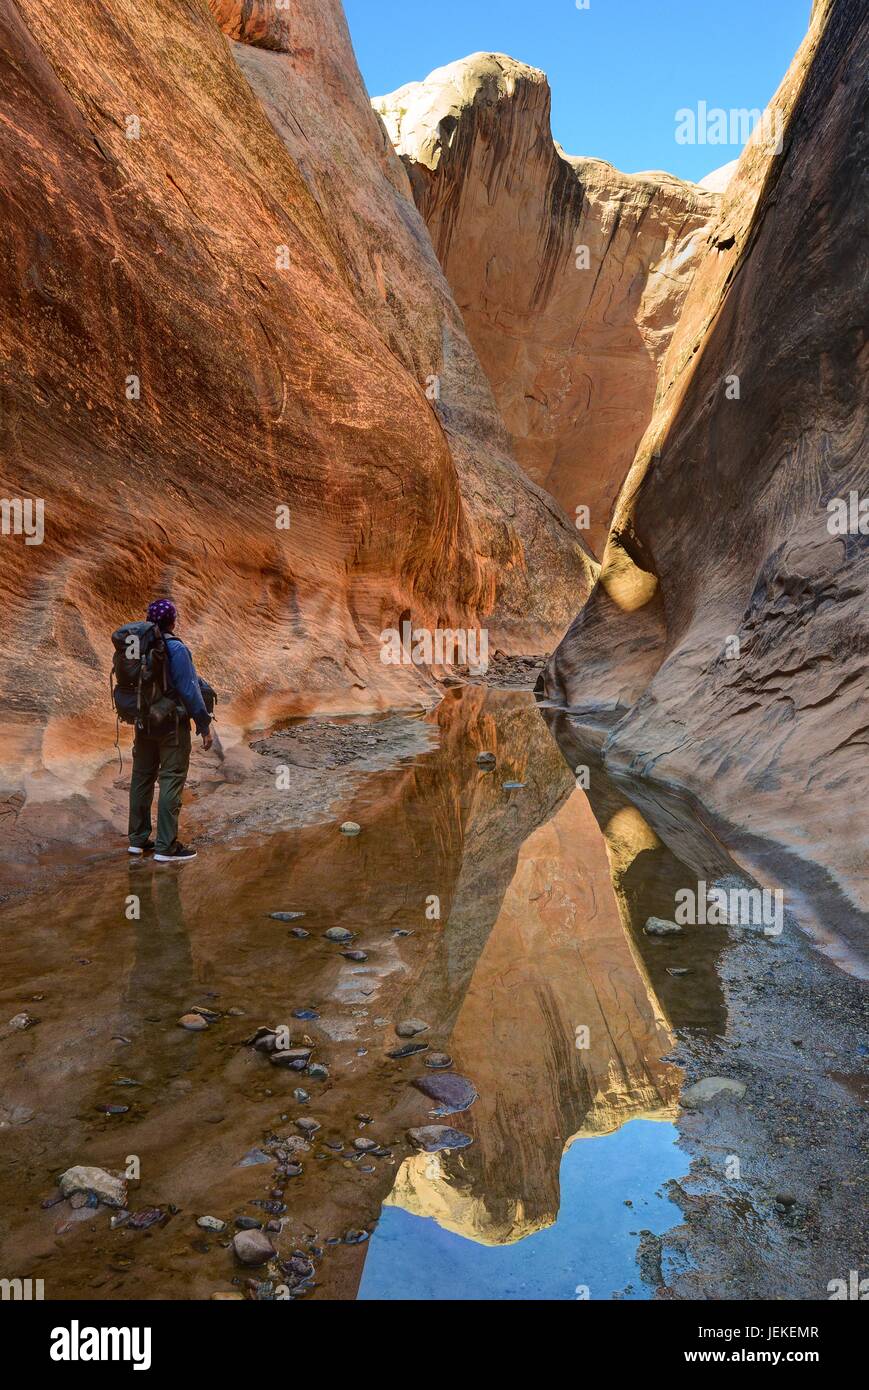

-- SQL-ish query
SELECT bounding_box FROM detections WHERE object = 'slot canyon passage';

[0,0,866,1307]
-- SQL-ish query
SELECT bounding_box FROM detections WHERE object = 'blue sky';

[344,0,810,183]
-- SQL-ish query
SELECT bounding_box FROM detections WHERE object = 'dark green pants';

[128,723,191,854]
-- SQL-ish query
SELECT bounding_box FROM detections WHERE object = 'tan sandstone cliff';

[545,0,869,919]
[375,55,719,554]
[0,0,591,837]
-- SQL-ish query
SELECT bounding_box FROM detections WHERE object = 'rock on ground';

[59,1166,127,1208]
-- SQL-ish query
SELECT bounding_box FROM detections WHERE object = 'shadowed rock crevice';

[545,0,868,915]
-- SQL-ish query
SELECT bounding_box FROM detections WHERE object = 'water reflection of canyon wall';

[1,690,710,1299]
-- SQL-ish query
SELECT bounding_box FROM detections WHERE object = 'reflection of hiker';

[112,599,214,863]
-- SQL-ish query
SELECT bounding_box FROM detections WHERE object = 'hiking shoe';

[128,841,155,856]
[154,843,198,863]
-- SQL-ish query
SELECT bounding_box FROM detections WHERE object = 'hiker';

[122,599,213,863]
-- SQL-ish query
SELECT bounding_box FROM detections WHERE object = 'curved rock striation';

[0,0,591,823]
[545,0,869,915]
[214,3,595,649]
[375,54,719,554]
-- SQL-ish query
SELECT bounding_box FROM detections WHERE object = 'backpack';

[110,621,178,736]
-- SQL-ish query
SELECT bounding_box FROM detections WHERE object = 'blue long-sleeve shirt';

[165,636,211,736]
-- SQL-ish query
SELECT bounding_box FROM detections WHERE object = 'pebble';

[268,912,306,922]
[232,1230,275,1266]
[425,1053,453,1069]
[353,1138,378,1152]
[413,1072,477,1115]
[293,1089,310,1104]
[235,1216,263,1230]
[129,1208,165,1230]
[325,928,353,943]
[344,1229,369,1244]
[293,1009,319,1020]
[476,752,496,767]
[503,781,526,790]
[407,1125,473,1153]
[643,917,683,936]
[307,1063,330,1080]
[178,1013,209,1031]
[666,967,691,977]
[340,822,361,836]
[197,1216,227,1232]
[8,1012,36,1030]
[396,1019,429,1038]
[289,928,310,939]
[295,1118,320,1135]
[269,1048,313,1069]
[388,1042,429,1059]
[342,950,368,962]
[235,1148,272,1167]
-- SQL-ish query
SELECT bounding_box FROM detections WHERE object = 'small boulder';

[59,1165,127,1208]
[396,1019,429,1038]
[413,1072,477,1115]
[232,1229,276,1266]
[407,1125,473,1153]
[269,1048,313,1069]
[178,1013,209,1031]
[425,1053,453,1070]
[8,1012,36,1030]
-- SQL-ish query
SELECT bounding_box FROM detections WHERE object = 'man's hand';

[201,732,213,752]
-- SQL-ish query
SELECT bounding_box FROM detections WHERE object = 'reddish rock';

[0,0,591,856]
[216,2,596,640]
[545,0,868,923]
[376,54,719,553]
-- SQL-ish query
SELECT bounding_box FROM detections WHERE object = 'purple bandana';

[147,598,177,629]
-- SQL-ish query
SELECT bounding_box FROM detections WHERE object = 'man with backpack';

[115,598,213,863]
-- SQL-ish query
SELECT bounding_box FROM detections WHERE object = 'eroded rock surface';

[0,0,592,843]
[211,0,595,645]
[545,0,869,914]
[376,54,719,553]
